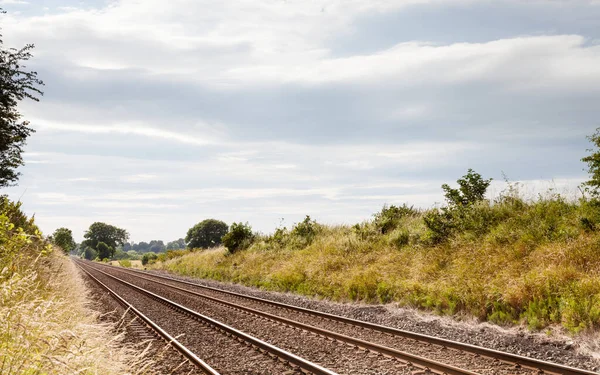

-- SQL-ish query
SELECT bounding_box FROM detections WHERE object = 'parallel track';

[93,261,598,375]
[77,264,220,375]
[76,260,337,375]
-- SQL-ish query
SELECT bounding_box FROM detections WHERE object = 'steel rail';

[75,263,221,375]
[95,262,481,375]
[106,262,598,375]
[77,260,337,375]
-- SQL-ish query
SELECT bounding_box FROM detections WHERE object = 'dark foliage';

[0,9,44,187]
[222,222,253,254]
[186,219,228,249]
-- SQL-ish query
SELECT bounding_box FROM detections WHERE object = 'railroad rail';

[76,264,221,375]
[76,260,337,375]
[92,261,598,375]
[83,260,482,375]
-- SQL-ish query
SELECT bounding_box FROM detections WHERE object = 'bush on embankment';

[0,197,151,375]
[153,185,600,334]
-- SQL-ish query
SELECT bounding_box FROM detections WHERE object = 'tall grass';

[154,189,600,333]
[0,197,155,375]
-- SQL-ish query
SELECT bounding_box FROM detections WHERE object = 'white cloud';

[33,119,220,145]
[1,0,598,241]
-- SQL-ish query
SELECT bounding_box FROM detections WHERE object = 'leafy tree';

[442,169,492,206]
[96,241,112,260]
[582,127,600,197]
[186,219,228,249]
[222,222,254,254]
[83,246,97,260]
[0,9,44,187]
[82,222,129,259]
[51,227,75,254]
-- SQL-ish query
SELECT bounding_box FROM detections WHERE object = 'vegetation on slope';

[0,197,152,375]
[152,179,600,333]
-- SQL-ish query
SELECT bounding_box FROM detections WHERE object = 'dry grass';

[0,197,159,375]
[153,193,600,333]
[0,253,158,375]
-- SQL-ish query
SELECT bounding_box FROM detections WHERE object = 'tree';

[51,227,75,254]
[186,219,228,249]
[83,246,97,260]
[96,241,112,260]
[0,8,44,187]
[82,222,129,259]
[167,238,186,250]
[148,239,165,252]
[441,169,492,206]
[582,127,600,197]
[222,222,254,254]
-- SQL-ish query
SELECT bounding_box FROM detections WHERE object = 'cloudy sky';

[1,0,599,242]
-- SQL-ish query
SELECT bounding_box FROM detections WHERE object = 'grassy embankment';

[0,198,151,375]
[152,185,600,333]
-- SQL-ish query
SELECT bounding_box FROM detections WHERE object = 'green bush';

[373,204,417,234]
[222,222,254,254]
[141,252,158,265]
[118,259,132,268]
[290,216,321,246]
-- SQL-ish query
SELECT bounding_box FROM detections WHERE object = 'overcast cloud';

[1,0,598,242]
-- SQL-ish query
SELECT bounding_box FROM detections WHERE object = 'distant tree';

[96,241,112,260]
[0,8,44,187]
[186,219,228,249]
[148,239,165,252]
[582,127,600,197]
[222,222,254,254]
[82,222,129,259]
[442,169,492,206]
[167,238,186,250]
[123,242,132,251]
[83,246,97,260]
[51,227,75,254]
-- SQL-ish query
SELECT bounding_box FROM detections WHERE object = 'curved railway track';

[79,260,599,375]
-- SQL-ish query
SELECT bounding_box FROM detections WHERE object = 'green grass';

[153,191,600,333]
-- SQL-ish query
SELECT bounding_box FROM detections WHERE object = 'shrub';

[141,252,158,265]
[373,204,417,234]
[442,168,492,207]
[423,208,454,244]
[118,259,132,268]
[222,222,254,254]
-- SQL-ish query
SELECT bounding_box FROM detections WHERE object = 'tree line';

[51,217,253,263]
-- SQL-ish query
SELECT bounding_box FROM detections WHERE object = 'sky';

[1,0,599,242]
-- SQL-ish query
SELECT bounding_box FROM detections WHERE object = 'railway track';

[76,260,335,375]
[85,260,599,375]
[77,265,220,375]
[78,259,484,375]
